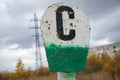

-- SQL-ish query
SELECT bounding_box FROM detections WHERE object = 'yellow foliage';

[86,51,120,79]
[37,67,51,75]
[86,54,103,72]
[16,59,25,78]
[103,62,110,71]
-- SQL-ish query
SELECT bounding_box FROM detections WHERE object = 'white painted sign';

[40,2,91,47]
[40,2,91,72]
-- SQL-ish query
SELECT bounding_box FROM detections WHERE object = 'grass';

[8,71,119,80]
[76,71,113,80]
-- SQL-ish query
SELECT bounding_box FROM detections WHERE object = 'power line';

[30,13,43,70]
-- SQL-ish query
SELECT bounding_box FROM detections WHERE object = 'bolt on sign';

[40,2,91,72]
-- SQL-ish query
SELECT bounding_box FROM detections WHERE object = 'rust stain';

[70,23,73,27]
[46,21,48,23]
[48,27,50,29]
[89,27,91,30]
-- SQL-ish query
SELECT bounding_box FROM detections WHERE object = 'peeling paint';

[40,2,91,72]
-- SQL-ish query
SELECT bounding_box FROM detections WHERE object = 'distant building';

[89,42,120,57]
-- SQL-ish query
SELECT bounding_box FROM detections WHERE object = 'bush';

[86,54,103,72]
[37,67,51,76]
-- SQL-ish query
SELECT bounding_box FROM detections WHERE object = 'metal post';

[58,72,76,80]
[30,13,43,70]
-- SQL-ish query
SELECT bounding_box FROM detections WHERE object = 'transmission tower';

[30,13,43,70]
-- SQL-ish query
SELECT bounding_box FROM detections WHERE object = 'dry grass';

[35,72,120,80]
[16,73,57,80]
[76,71,113,80]
[29,73,57,80]
[12,71,119,80]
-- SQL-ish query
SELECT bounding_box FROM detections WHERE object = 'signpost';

[40,2,91,80]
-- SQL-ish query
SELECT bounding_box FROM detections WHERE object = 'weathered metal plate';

[40,2,91,72]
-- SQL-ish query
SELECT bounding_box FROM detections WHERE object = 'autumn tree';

[101,52,111,71]
[37,67,50,76]
[16,59,25,78]
[86,54,103,72]
[111,51,120,79]
[24,67,35,77]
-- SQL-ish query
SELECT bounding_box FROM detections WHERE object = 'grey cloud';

[90,7,120,46]
[107,31,120,42]
[5,0,58,17]
[5,0,39,17]
[0,15,34,48]
[77,0,120,19]
[1,0,120,49]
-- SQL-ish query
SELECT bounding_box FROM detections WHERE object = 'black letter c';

[56,6,75,41]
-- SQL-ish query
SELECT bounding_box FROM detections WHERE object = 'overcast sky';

[0,0,120,72]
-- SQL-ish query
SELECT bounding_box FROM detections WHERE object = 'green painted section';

[59,72,75,80]
[45,43,88,72]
